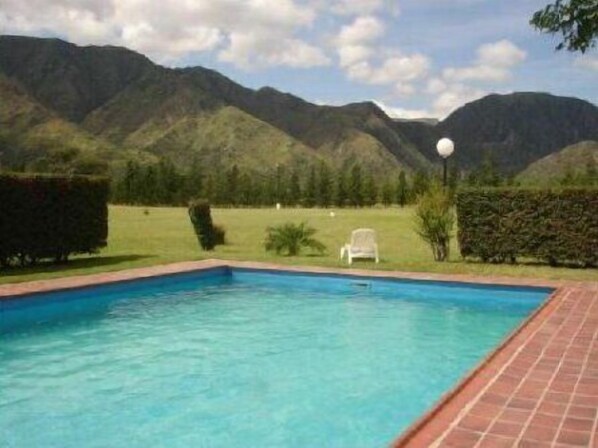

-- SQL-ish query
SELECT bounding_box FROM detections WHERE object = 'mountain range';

[1,35,597,178]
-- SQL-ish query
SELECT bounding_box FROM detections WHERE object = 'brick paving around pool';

[1,259,597,448]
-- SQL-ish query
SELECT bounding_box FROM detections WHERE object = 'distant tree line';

[111,154,597,207]
[112,159,441,207]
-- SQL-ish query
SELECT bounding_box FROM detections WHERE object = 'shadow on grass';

[0,255,154,278]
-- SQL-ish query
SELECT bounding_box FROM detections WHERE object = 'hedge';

[457,188,598,267]
[188,199,217,250]
[0,173,109,267]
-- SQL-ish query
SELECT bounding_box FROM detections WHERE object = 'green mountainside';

[395,93,598,173]
[1,35,597,179]
[517,140,598,186]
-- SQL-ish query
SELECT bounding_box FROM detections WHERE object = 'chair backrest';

[350,228,377,249]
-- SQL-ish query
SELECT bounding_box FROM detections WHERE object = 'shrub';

[213,224,226,245]
[264,222,326,256]
[414,185,454,261]
[188,199,216,250]
[457,188,598,267]
[0,173,109,267]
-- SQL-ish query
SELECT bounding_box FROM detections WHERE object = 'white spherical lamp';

[436,138,454,159]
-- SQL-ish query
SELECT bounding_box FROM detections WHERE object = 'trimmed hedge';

[0,174,109,267]
[188,199,217,250]
[457,188,598,267]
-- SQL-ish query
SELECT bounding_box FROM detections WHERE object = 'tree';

[381,180,394,206]
[412,169,430,198]
[362,172,377,206]
[184,158,203,200]
[115,160,142,203]
[470,154,502,187]
[156,158,182,204]
[288,168,302,206]
[140,164,158,205]
[348,165,363,206]
[334,171,348,207]
[225,164,240,205]
[396,171,409,207]
[448,163,460,200]
[317,162,333,207]
[304,165,317,207]
[414,185,455,262]
[238,172,254,206]
[530,0,598,53]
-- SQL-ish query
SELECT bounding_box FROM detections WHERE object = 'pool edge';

[389,285,563,447]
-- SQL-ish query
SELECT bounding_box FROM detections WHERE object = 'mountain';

[0,35,155,123]
[1,35,597,178]
[517,140,598,186]
[0,35,428,176]
[395,93,598,173]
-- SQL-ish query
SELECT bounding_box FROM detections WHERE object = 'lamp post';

[436,138,454,187]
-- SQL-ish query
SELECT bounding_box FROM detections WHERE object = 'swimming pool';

[0,267,551,447]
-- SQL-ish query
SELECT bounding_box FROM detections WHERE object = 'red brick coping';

[1,260,597,447]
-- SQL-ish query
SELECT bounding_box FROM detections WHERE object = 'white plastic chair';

[340,228,379,264]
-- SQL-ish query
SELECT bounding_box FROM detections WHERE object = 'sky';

[0,0,596,119]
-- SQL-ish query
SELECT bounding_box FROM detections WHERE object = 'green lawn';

[1,205,596,284]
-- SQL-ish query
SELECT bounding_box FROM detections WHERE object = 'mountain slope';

[0,35,428,175]
[0,74,114,172]
[1,35,597,177]
[517,140,598,185]
[0,35,156,122]
[435,93,598,173]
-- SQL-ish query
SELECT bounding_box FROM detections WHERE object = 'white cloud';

[432,83,486,118]
[0,0,328,68]
[336,16,385,46]
[334,15,429,91]
[372,100,431,119]
[337,44,373,67]
[310,0,399,16]
[443,39,526,82]
[394,82,416,96]
[330,0,386,15]
[219,32,330,69]
[426,77,447,94]
[345,54,430,87]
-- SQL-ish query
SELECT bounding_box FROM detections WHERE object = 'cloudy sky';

[1,0,596,118]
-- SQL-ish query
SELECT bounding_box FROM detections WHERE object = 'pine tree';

[362,172,377,206]
[184,158,203,201]
[381,180,394,206]
[238,172,254,206]
[412,169,430,198]
[317,162,333,207]
[478,154,502,187]
[288,168,301,206]
[448,163,460,199]
[334,171,348,207]
[156,158,182,204]
[116,160,142,204]
[396,170,409,207]
[203,174,216,202]
[274,164,287,204]
[141,164,159,205]
[349,165,363,206]
[304,165,317,207]
[226,164,240,205]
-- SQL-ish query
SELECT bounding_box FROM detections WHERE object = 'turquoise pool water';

[0,268,549,447]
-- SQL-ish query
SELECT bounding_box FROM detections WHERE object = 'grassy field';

[1,205,596,285]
